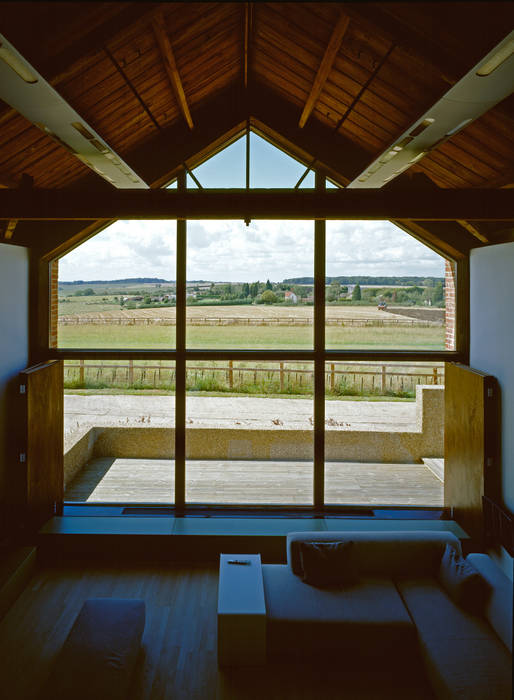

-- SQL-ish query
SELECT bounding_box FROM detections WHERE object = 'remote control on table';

[227,559,251,565]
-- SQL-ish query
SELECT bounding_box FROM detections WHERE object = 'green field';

[58,323,444,350]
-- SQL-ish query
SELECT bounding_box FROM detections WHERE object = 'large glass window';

[55,131,456,509]
[325,221,448,350]
[324,360,444,506]
[186,220,314,349]
[58,221,177,349]
[185,360,314,505]
[63,359,176,503]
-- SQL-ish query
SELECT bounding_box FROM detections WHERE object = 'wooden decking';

[65,457,443,506]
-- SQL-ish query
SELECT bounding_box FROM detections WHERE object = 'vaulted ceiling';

[0,2,513,258]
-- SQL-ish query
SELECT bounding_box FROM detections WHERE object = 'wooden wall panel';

[19,360,63,532]
[444,362,499,547]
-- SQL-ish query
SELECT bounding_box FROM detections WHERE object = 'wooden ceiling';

[0,2,513,256]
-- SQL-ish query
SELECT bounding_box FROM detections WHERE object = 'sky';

[59,133,445,283]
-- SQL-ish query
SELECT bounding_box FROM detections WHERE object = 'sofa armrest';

[467,553,513,652]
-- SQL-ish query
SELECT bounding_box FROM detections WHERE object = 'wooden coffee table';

[217,553,266,666]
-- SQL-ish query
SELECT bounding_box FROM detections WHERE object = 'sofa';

[262,530,512,699]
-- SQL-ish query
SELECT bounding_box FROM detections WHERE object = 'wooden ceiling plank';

[103,44,162,133]
[244,3,250,89]
[298,13,351,128]
[151,10,194,130]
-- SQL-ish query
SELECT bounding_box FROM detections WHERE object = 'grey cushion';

[263,564,416,660]
[438,544,490,614]
[299,540,358,586]
[42,598,145,700]
[288,530,462,578]
[397,578,512,699]
[467,553,513,653]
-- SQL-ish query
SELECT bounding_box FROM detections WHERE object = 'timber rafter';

[298,12,350,128]
[152,9,194,130]
[1,188,511,223]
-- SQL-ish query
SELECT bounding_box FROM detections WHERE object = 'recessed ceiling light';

[0,42,37,83]
[408,152,428,164]
[476,39,514,76]
[379,150,399,164]
[409,118,435,138]
[71,122,96,140]
[445,118,473,137]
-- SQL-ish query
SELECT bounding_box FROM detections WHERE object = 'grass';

[58,323,444,350]
[63,358,441,400]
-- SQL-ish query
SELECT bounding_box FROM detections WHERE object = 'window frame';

[49,168,464,512]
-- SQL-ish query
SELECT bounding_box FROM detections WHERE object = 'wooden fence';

[63,361,444,395]
[58,316,442,327]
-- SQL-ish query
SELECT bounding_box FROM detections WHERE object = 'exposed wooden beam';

[299,13,350,128]
[152,10,193,130]
[456,220,490,243]
[394,220,470,261]
[1,188,512,222]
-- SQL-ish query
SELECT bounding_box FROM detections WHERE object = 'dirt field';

[60,305,425,322]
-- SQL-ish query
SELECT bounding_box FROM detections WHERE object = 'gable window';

[54,132,456,509]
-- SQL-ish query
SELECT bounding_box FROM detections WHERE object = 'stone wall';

[65,386,444,476]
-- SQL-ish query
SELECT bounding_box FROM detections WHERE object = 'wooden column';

[175,169,187,510]
[29,252,51,364]
[313,172,325,509]
[455,258,470,364]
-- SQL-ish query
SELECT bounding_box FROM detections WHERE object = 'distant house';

[284,290,298,304]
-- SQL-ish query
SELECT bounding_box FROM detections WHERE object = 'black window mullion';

[175,169,187,510]
[313,171,326,509]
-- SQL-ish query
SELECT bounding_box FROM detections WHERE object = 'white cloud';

[59,218,444,283]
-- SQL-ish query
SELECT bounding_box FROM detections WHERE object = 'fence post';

[433,367,438,385]
[128,359,134,386]
[79,359,85,386]
[280,362,284,392]
[330,364,335,391]
[381,365,386,394]
[228,360,233,389]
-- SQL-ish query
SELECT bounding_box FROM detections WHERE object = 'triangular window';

[184,130,315,189]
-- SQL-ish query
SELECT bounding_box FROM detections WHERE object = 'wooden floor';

[0,562,434,700]
[65,458,444,506]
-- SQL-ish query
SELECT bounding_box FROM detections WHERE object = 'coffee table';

[217,553,266,666]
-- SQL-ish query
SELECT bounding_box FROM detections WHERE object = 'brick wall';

[50,259,59,348]
[445,259,456,350]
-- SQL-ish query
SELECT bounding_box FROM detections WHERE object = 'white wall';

[470,242,514,512]
[0,243,29,504]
